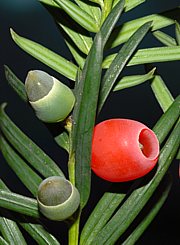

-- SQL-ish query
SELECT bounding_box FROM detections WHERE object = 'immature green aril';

[37,176,80,221]
[25,70,75,123]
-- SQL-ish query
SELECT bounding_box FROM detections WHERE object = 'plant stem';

[65,117,75,185]
[68,153,81,245]
[67,119,81,244]
[68,152,75,185]
[68,210,81,245]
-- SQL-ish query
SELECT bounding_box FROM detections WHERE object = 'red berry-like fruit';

[91,119,159,182]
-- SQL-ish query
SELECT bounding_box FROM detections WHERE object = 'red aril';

[91,119,159,182]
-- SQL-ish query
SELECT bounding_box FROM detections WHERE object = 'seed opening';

[139,129,159,160]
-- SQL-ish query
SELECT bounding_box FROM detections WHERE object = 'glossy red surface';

[91,119,159,182]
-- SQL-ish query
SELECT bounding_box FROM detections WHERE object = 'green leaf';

[74,0,101,26]
[64,0,124,67]
[125,0,145,11]
[0,104,65,178]
[106,8,179,49]
[53,0,99,32]
[92,118,180,244]
[41,0,103,32]
[0,236,9,245]
[80,189,127,245]
[102,46,180,68]
[72,33,103,208]
[59,23,92,55]
[113,68,155,91]
[0,214,27,245]
[0,179,10,191]
[122,175,172,245]
[80,193,125,245]
[19,220,60,245]
[55,131,70,153]
[151,75,174,112]
[153,95,180,145]
[113,0,145,12]
[0,180,60,245]
[65,40,85,69]
[175,21,180,45]
[98,21,152,112]
[57,14,92,55]
[72,0,125,208]
[80,176,172,245]
[52,6,89,63]
[0,203,27,245]
[153,30,177,46]
[0,190,39,219]
[61,0,124,66]
[99,0,125,48]
[100,0,113,24]
[0,135,42,196]
[10,29,78,81]
[4,65,27,102]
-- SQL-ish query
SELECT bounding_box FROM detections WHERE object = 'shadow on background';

[0,0,179,244]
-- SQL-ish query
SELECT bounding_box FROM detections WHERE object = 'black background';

[0,0,179,244]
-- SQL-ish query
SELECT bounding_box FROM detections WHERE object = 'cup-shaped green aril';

[25,70,75,123]
[37,176,80,221]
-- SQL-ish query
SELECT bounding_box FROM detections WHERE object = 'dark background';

[0,0,179,244]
